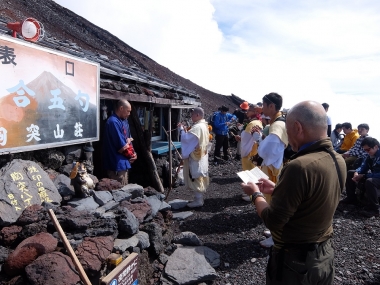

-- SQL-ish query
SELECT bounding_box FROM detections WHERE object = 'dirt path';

[169,149,380,285]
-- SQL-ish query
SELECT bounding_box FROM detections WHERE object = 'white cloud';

[54,0,380,138]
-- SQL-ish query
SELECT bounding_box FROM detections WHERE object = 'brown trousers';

[266,239,334,285]
[107,170,128,186]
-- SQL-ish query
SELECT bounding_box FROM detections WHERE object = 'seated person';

[331,123,343,149]
[336,122,359,154]
[341,137,380,218]
[342,123,369,170]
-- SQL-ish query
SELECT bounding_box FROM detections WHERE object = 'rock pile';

[0,159,220,285]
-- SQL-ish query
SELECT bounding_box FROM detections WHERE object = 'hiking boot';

[339,197,359,206]
[260,236,274,248]
[263,229,271,238]
[187,193,204,208]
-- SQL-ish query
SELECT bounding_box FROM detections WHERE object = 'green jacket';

[261,138,346,246]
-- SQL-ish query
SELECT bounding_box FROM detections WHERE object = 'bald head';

[115,99,132,120]
[115,99,131,111]
[286,101,328,150]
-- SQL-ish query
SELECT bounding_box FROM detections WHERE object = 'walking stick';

[162,126,183,200]
[48,209,92,285]
[161,126,183,160]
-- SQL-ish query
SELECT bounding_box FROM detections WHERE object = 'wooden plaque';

[100,253,139,285]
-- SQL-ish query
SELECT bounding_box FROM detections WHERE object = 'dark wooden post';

[168,107,172,190]
[129,104,165,193]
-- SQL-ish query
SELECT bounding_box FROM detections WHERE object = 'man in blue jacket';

[342,136,380,217]
[213,105,236,162]
[103,99,137,185]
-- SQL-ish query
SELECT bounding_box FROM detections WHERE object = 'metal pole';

[168,107,172,192]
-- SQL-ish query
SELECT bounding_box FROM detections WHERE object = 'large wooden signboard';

[0,35,100,154]
[100,253,139,285]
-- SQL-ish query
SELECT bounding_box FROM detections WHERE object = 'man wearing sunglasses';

[342,137,380,217]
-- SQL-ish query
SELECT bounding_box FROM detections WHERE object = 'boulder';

[0,225,22,246]
[165,246,218,284]
[173,232,203,246]
[118,209,139,235]
[92,190,113,206]
[95,178,122,191]
[16,204,45,226]
[4,232,57,276]
[0,160,62,225]
[25,251,81,285]
[142,222,164,256]
[120,200,152,223]
[54,174,75,200]
[67,196,99,213]
[75,236,114,276]
[53,206,94,231]
[114,236,139,252]
[121,183,144,198]
[34,149,65,170]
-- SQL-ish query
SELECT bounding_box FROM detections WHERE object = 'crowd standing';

[106,94,380,284]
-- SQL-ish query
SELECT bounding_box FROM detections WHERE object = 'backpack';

[274,116,296,161]
[208,111,219,129]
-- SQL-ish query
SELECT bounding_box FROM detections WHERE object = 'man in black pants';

[341,136,380,218]
[213,105,236,163]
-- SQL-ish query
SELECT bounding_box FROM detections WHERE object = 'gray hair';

[288,101,327,133]
[192,107,204,118]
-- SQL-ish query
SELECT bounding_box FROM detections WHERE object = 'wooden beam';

[129,104,165,193]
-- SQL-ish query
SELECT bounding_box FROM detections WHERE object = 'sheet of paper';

[249,167,269,180]
[237,171,256,184]
[237,167,269,184]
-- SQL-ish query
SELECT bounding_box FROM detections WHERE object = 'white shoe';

[241,194,251,202]
[260,236,274,248]
[187,193,204,208]
[263,229,271,237]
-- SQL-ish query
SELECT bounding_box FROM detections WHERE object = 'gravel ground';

[168,146,380,285]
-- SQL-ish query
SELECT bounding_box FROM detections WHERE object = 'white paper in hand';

[237,167,269,184]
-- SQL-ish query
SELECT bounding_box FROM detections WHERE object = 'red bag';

[123,144,135,159]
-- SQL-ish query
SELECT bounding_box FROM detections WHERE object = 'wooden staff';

[48,209,92,285]
[161,126,182,160]
[162,126,184,200]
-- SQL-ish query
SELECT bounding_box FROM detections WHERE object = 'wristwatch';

[250,192,265,203]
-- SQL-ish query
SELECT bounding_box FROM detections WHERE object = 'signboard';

[100,253,139,285]
[0,35,100,154]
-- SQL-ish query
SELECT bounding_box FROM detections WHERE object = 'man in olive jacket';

[242,101,346,285]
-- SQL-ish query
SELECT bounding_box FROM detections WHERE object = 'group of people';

[102,99,211,209]
[102,96,379,285]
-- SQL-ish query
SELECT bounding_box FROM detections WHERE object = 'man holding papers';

[241,101,346,285]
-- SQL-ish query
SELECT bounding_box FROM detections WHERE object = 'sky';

[54,0,380,138]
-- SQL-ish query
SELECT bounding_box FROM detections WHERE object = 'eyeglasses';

[363,147,372,152]
[264,95,276,106]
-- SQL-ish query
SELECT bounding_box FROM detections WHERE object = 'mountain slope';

[0,0,240,115]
